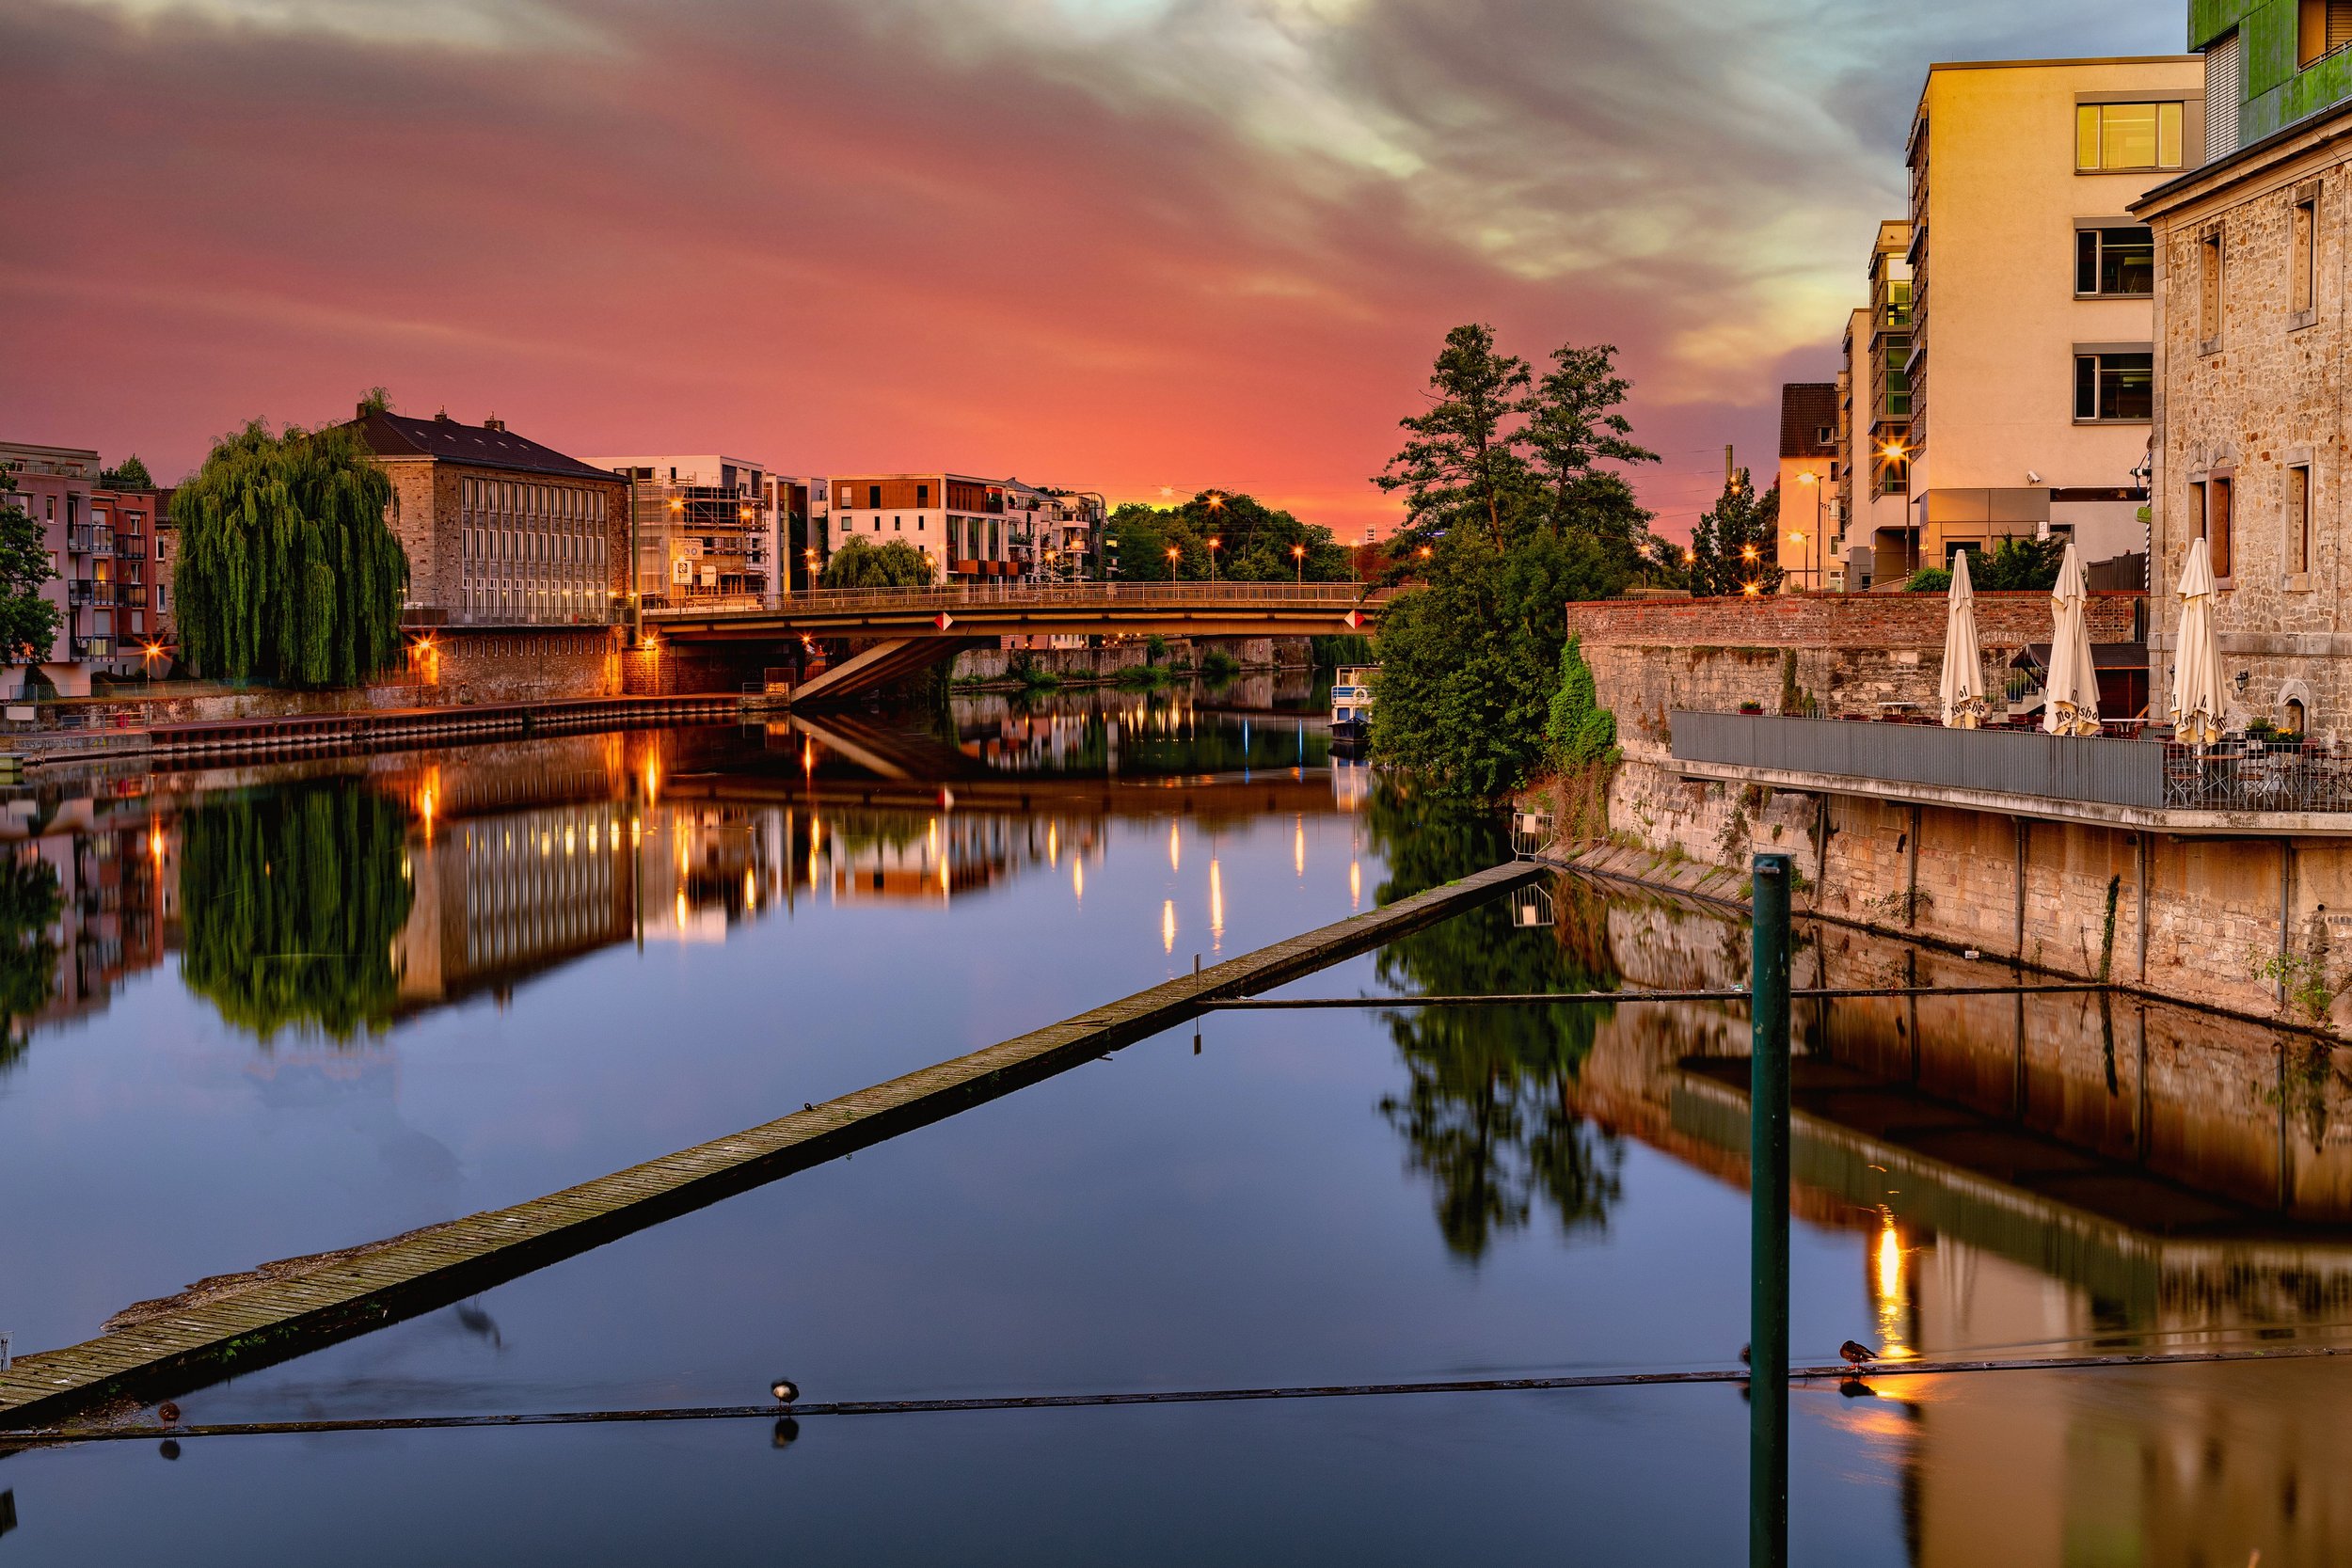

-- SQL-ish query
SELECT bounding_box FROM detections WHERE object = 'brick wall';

[1564,591,2140,651]
[430,627,621,704]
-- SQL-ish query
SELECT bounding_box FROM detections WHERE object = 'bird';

[771,1378,800,1408]
[156,1402,181,1424]
[803,1102,815,1112]
[1839,1340,1879,1371]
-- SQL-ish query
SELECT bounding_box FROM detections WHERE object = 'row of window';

[464,528,607,569]
[2188,462,2323,584]
[463,476,608,523]
[2197,184,2324,344]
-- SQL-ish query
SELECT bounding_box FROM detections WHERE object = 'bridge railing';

[641,580,1385,619]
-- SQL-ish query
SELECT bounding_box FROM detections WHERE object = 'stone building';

[345,405,630,629]
[344,406,632,702]
[2136,8,2352,740]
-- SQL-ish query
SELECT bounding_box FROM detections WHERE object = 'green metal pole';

[1750,851,1792,1568]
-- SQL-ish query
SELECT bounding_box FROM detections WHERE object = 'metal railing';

[1672,710,2352,816]
[643,580,1381,619]
[400,604,625,628]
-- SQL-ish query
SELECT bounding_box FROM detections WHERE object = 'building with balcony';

[2131,1,2352,742]
[345,405,629,630]
[0,441,133,695]
[590,454,787,604]
[1894,56,2201,588]
[827,473,1101,582]
[1838,222,1916,588]
[1775,383,1838,592]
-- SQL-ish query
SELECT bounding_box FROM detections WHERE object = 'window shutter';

[2332,1,2352,52]
[2206,30,2243,162]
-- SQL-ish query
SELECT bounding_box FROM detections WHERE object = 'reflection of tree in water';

[1366,783,1627,1260]
[178,784,415,1042]
[0,854,62,1072]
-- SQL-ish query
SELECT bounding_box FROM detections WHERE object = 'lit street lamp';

[1207,535,1221,584]
[1291,543,1306,585]
[1166,546,1181,582]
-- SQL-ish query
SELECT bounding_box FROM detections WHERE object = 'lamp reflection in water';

[1073,857,1084,904]
[1349,858,1361,911]
[1162,898,1175,954]
[1209,858,1224,950]
[1168,821,1180,874]
[1294,818,1305,879]
[1871,1210,1914,1361]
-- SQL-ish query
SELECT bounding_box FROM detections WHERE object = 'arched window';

[2286,698,2308,736]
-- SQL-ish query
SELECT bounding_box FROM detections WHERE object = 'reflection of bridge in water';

[644,581,1384,704]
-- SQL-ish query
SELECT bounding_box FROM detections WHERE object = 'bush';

[1903,566,1951,594]
[1200,647,1242,680]
[821,537,932,589]
[1545,636,1616,766]
[1112,664,1170,689]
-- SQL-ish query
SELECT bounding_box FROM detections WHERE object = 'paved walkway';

[0,858,1540,1430]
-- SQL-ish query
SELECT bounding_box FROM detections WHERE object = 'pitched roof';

[346,408,615,481]
[1778,383,1839,459]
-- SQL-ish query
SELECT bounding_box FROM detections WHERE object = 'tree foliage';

[97,453,154,491]
[1370,531,1630,799]
[1367,325,1662,798]
[1102,491,1350,582]
[0,464,62,667]
[176,784,415,1042]
[170,419,408,687]
[1971,535,2064,592]
[819,537,934,588]
[1687,471,1782,597]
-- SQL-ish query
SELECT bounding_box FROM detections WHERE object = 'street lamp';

[1166,546,1180,582]
[1207,536,1221,584]
[1794,469,1823,591]
[1291,543,1306,585]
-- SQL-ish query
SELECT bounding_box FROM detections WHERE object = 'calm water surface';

[2,678,2349,1564]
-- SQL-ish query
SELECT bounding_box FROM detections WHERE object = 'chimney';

[434,408,453,423]
[484,414,505,432]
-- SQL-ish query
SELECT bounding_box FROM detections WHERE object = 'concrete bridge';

[643,581,1388,705]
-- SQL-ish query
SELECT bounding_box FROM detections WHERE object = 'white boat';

[1329,665,1376,748]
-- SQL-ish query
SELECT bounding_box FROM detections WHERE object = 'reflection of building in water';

[637,803,793,941]
[395,804,636,1007]
[1572,885,2352,1564]
[0,786,171,1030]
[823,810,1097,904]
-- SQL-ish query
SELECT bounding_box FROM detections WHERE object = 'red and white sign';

[934,612,955,631]
[1341,610,1365,630]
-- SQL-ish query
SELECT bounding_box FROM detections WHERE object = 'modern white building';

[828,473,1101,582]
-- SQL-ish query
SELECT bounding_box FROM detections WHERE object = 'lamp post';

[1794,469,1823,591]
[1292,543,1306,585]
[1166,546,1180,582]
[1207,536,1221,584]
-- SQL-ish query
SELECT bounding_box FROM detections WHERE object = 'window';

[2291,464,2313,575]
[2076,226,2154,295]
[2077,103,2185,172]
[2300,0,2352,67]
[916,483,930,507]
[2288,698,2309,736]
[2293,190,2319,320]
[2204,473,2235,578]
[867,485,882,509]
[893,515,902,532]
[2201,230,2225,343]
[2074,351,2153,420]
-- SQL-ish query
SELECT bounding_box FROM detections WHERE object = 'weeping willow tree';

[171,419,408,687]
[177,784,415,1042]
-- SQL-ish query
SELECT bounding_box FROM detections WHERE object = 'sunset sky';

[4,0,2174,539]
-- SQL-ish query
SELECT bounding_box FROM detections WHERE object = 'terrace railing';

[1671,710,2352,816]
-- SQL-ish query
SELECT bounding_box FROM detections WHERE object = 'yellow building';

[1892,56,2203,587]
[1839,223,1915,589]
[1774,383,1837,591]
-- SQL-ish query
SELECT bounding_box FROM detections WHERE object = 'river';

[1,682,2347,1564]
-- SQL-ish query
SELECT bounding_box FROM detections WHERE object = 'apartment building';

[347,406,629,627]
[1837,222,1915,588]
[591,454,785,602]
[828,474,1101,581]
[0,441,160,693]
[1774,383,1838,591]
[2131,1,2352,738]
[1887,56,2203,587]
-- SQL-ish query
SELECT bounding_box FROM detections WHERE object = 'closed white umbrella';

[2043,542,2101,736]
[2172,536,2225,746]
[1940,548,1987,729]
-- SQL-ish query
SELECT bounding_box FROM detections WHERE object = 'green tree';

[1103,493,1351,582]
[176,784,415,1041]
[1972,535,2064,592]
[1525,344,1657,535]
[1370,529,1631,798]
[0,854,61,1068]
[1375,323,1534,552]
[0,464,63,668]
[1688,471,1782,597]
[97,453,154,491]
[818,536,933,588]
[171,418,408,687]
